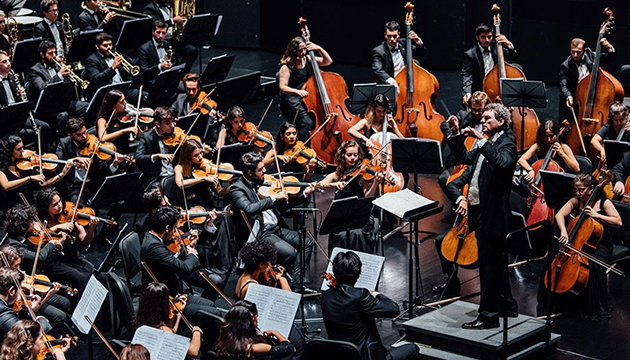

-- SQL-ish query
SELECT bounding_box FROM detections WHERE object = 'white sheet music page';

[132,325,190,360]
[372,188,435,219]
[244,283,301,338]
[321,247,385,292]
[71,275,108,334]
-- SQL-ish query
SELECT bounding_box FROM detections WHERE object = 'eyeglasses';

[574,187,588,194]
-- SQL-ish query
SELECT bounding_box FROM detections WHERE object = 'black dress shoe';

[432,279,460,293]
[462,318,500,329]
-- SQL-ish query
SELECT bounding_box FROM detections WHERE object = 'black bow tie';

[390,46,399,53]
[157,44,165,49]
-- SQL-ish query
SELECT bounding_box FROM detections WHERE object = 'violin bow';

[29,221,47,281]
[239,210,258,242]
[140,261,194,331]
[255,99,274,130]
[131,85,143,141]
[199,271,233,306]
[18,193,60,248]
[569,107,588,155]
[84,315,120,360]
[269,138,286,195]
[172,111,204,157]
[213,125,224,176]
[36,120,43,177]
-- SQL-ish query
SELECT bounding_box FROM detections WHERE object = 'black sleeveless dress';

[279,61,314,141]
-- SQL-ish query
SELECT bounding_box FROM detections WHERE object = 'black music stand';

[219,143,255,171]
[0,102,32,133]
[115,17,153,51]
[201,54,234,86]
[320,197,375,248]
[34,81,77,118]
[604,140,630,169]
[501,78,547,153]
[539,170,576,210]
[67,30,103,64]
[87,172,143,208]
[145,64,185,108]
[94,223,129,274]
[351,83,396,115]
[179,14,223,74]
[11,38,41,73]
[177,113,210,140]
[391,138,443,192]
[86,81,132,119]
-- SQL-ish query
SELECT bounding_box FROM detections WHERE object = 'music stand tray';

[145,64,185,108]
[501,79,547,108]
[67,30,103,64]
[540,170,576,210]
[320,196,375,236]
[391,138,443,175]
[86,81,132,119]
[201,54,235,85]
[179,14,223,46]
[604,140,630,168]
[115,17,153,51]
[87,172,143,208]
[351,83,396,115]
[34,81,77,118]
[0,102,32,133]
[11,38,41,74]
[372,189,439,220]
[219,143,255,171]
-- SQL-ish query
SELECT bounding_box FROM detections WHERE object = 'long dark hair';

[0,319,40,360]
[97,89,124,121]
[279,36,305,68]
[0,135,22,170]
[335,140,364,179]
[535,119,560,157]
[36,187,63,222]
[178,139,203,178]
[214,300,267,358]
[133,282,171,330]
[275,122,297,154]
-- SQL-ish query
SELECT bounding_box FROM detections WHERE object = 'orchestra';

[0,1,627,359]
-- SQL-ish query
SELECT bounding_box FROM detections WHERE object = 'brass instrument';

[98,0,150,19]
[9,70,27,102]
[61,13,73,48]
[108,50,140,77]
[172,0,196,40]
[52,59,90,90]
[7,17,19,52]
[163,46,173,63]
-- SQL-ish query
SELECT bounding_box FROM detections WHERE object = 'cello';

[483,4,539,153]
[369,113,404,194]
[566,8,624,158]
[299,18,360,164]
[393,2,445,142]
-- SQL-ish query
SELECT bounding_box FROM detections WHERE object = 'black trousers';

[38,293,72,334]
[261,226,313,282]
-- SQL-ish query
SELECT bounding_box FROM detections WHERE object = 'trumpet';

[108,50,140,77]
[163,46,173,64]
[61,13,74,48]
[98,0,150,19]
[52,59,90,90]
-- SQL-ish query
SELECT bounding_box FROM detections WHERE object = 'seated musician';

[348,94,403,153]
[262,122,317,181]
[216,105,248,148]
[0,267,44,342]
[304,140,382,253]
[214,300,296,360]
[84,33,137,100]
[35,188,97,293]
[612,151,630,197]
[132,282,205,358]
[1,320,70,360]
[0,245,71,336]
[120,344,150,360]
[136,187,169,236]
[278,36,332,141]
[590,102,630,166]
[140,205,223,305]
[78,0,117,34]
[538,172,621,319]
[95,89,141,154]
[0,135,73,212]
[321,251,419,360]
[134,106,176,189]
[0,11,10,53]
[229,151,313,284]
[170,73,213,117]
[33,0,65,56]
[137,20,177,90]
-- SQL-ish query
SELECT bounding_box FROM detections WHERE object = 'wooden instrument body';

[525,159,563,226]
[369,131,404,194]
[510,107,540,152]
[441,217,478,268]
[483,64,525,103]
[446,136,476,195]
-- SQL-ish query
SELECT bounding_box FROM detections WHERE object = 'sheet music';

[244,284,301,338]
[321,248,385,292]
[71,275,108,334]
[372,188,435,219]
[132,326,190,360]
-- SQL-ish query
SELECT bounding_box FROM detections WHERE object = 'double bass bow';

[393,2,445,142]
[298,17,360,164]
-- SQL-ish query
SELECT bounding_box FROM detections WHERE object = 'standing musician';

[216,105,248,148]
[590,102,630,165]
[229,151,313,283]
[348,94,403,153]
[0,319,70,360]
[33,0,65,56]
[612,151,630,198]
[559,38,616,121]
[78,0,117,33]
[537,173,621,319]
[134,106,177,189]
[137,20,176,89]
[0,11,12,53]
[446,103,518,329]
[321,251,420,360]
[371,20,426,89]
[278,36,333,141]
[461,23,517,106]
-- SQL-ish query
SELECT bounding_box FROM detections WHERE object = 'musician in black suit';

[446,103,518,329]
[84,33,135,97]
[137,20,175,89]
[78,0,117,33]
[612,151,630,198]
[371,20,426,88]
[135,106,176,189]
[559,37,616,121]
[33,0,66,56]
[228,151,313,283]
[321,251,419,360]
[461,23,517,106]
[0,267,24,341]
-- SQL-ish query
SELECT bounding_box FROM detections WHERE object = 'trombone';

[52,59,90,90]
[108,50,140,77]
[98,0,150,19]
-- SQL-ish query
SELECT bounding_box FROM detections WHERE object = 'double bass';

[299,18,360,164]
[482,4,539,152]
[566,8,624,158]
[394,2,445,142]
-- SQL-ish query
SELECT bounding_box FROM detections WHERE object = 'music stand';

[391,138,442,192]
[94,223,129,274]
[34,81,77,118]
[604,140,630,168]
[539,170,576,210]
[320,197,375,246]
[501,78,547,153]
[219,143,255,171]
[351,83,396,115]
[0,102,32,133]
[86,81,132,119]
[201,54,235,86]
[115,17,153,51]
[145,64,185,108]
[11,38,41,74]
[67,30,103,64]
[177,113,210,141]
[87,172,143,208]
[179,14,223,74]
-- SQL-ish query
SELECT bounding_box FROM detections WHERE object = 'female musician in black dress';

[262,122,317,181]
[216,106,248,148]
[95,89,140,154]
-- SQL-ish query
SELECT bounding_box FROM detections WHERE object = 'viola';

[440,216,478,268]
[369,114,404,194]
[177,205,233,228]
[237,122,274,148]
[393,3,445,143]
[17,150,67,172]
[168,295,184,320]
[283,141,329,170]
[119,106,154,125]
[37,335,78,360]
[78,134,135,164]
[23,272,78,297]
[162,126,202,148]
[320,272,337,288]
[344,158,396,186]
[192,158,243,182]
[258,174,315,198]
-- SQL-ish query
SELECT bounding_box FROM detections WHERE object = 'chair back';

[106,272,135,336]
[574,155,592,173]
[160,174,184,207]
[303,338,363,360]
[119,231,142,294]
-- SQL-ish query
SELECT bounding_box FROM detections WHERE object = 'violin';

[162,126,202,148]
[258,174,317,198]
[192,158,243,182]
[166,228,191,254]
[177,205,233,228]
[320,272,337,288]
[23,272,78,297]
[283,141,329,170]
[119,106,154,125]
[57,201,117,227]
[168,295,184,320]
[37,334,78,360]
[190,91,227,121]
[369,114,404,194]
[440,216,478,268]
[17,150,68,172]
[237,122,274,148]
[78,133,135,164]
[344,158,395,186]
